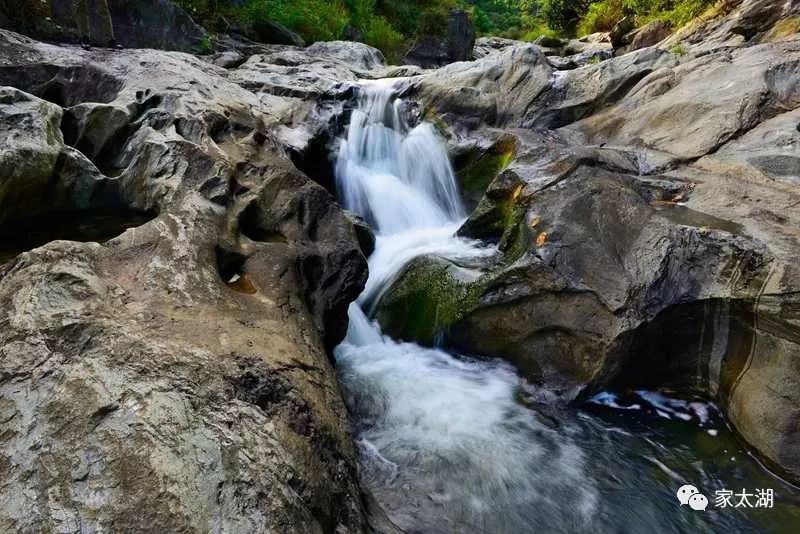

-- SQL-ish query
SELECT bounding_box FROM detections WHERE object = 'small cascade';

[330,80,798,534]
[332,82,597,532]
[334,82,463,235]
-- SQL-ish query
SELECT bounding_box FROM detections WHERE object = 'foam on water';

[333,81,597,531]
[329,79,800,534]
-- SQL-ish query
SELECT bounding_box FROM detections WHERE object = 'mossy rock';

[421,105,451,138]
[458,167,533,264]
[375,256,487,345]
[762,16,800,42]
[453,134,518,211]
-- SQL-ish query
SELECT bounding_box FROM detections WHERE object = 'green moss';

[459,197,508,239]
[498,202,531,264]
[459,175,531,251]
[376,258,487,345]
[669,42,687,56]
[455,135,518,205]
[421,106,450,138]
[762,16,800,42]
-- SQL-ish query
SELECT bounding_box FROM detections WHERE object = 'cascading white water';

[330,82,800,534]
[332,82,598,532]
[335,81,463,235]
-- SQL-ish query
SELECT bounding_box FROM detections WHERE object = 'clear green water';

[576,392,800,533]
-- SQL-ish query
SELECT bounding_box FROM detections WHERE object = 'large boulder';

[242,18,305,47]
[383,25,800,482]
[610,15,635,49]
[412,40,675,131]
[231,41,385,100]
[0,0,207,51]
[0,28,378,532]
[618,20,673,54]
[404,9,476,68]
[411,43,553,127]
[662,0,800,54]
[563,39,800,165]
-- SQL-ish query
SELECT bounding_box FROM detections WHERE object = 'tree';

[541,0,590,34]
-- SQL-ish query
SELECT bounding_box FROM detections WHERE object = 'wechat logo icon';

[677,485,708,511]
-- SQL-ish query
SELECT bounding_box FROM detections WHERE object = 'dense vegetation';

[178,0,718,58]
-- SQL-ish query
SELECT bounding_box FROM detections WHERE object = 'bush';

[658,0,713,27]
[519,18,560,42]
[418,4,455,37]
[669,41,687,55]
[175,0,241,32]
[363,15,404,61]
[241,0,349,42]
[577,0,624,35]
[541,0,590,34]
[575,0,714,36]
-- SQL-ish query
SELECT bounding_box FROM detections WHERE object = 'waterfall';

[331,81,800,534]
[334,82,463,235]
[332,82,597,533]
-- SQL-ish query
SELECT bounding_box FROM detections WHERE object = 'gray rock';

[562,39,800,163]
[610,15,636,49]
[662,0,800,55]
[700,107,800,184]
[619,20,673,54]
[412,43,553,127]
[207,50,247,69]
[306,40,386,71]
[386,8,800,482]
[473,36,519,59]
[413,40,675,131]
[0,0,207,51]
[0,28,374,532]
[404,9,476,68]
[529,47,676,129]
[562,38,613,56]
[230,41,385,99]
[381,124,800,481]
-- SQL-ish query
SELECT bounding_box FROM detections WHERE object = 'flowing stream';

[332,82,800,533]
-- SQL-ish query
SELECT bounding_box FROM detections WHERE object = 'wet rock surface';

[1,0,800,528]
[0,29,384,532]
[378,0,800,482]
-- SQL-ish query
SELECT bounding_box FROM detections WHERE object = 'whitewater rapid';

[332,82,597,532]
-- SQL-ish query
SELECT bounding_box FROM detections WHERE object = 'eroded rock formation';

[0,29,386,532]
[1,0,800,529]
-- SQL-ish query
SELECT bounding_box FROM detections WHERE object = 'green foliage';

[669,41,687,55]
[199,32,215,54]
[363,15,404,61]
[541,0,589,34]
[343,0,404,60]
[657,0,712,27]
[520,17,560,41]
[175,0,241,32]
[174,0,718,62]
[241,0,349,42]
[576,0,623,35]
[418,1,460,36]
[371,0,457,37]
[571,0,714,36]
